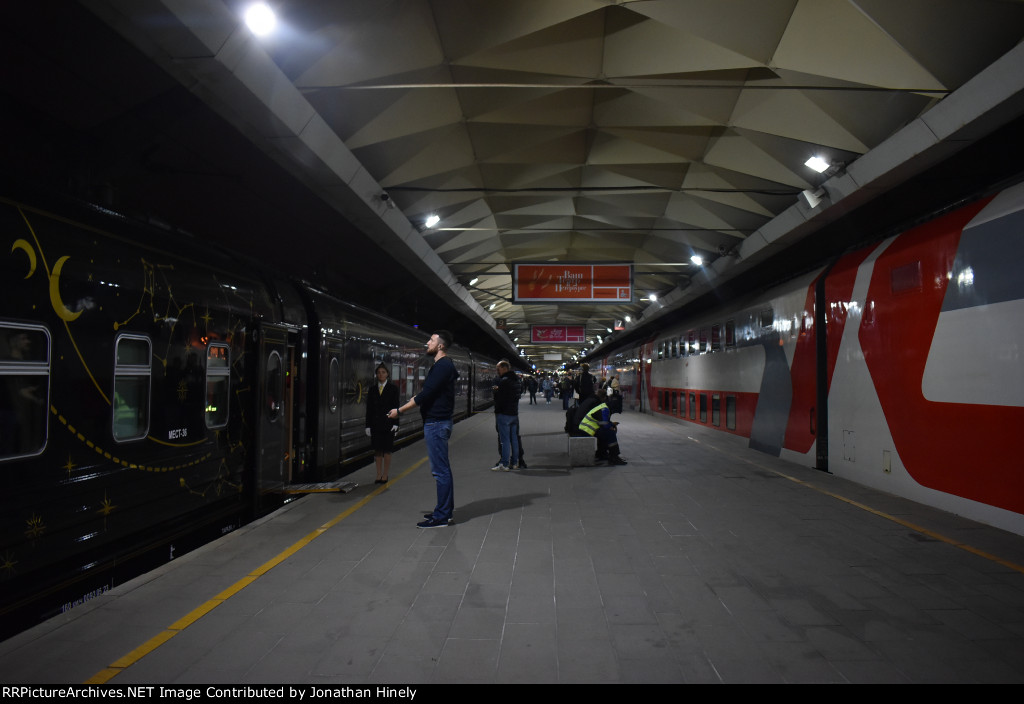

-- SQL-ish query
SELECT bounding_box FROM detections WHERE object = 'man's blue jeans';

[496,413,519,467]
[424,420,454,520]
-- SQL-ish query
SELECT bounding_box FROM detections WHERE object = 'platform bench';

[568,435,597,468]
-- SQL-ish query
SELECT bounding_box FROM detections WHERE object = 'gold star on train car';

[25,514,45,539]
[0,552,16,577]
[98,494,116,517]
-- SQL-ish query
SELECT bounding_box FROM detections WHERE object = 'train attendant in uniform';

[366,363,399,484]
[579,389,626,465]
[388,330,459,527]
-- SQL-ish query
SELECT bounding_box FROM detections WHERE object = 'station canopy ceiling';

[10,1,1024,366]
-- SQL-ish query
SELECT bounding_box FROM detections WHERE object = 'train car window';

[712,393,720,426]
[265,351,283,423]
[725,320,736,348]
[760,308,774,328]
[711,325,721,352]
[205,343,231,428]
[678,335,687,357]
[699,393,707,423]
[687,330,696,355]
[113,335,151,442]
[0,324,50,461]
[726,395,737,430]
[891,261,923,294]
[688,392,696,420]
[699,328,709,354]
[327,357,340,414]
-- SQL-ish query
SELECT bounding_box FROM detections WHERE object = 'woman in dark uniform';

[366,363,399,483]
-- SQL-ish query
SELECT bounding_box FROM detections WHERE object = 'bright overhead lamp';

[805,156,830,173]
[244,3,277,36]
[648,294,657,302]
[424,214,440,228]
[468,277,479,286]
[690,255,703,266]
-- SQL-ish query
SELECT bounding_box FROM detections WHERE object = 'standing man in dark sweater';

[491,360,522,471]
[388,330,459,528]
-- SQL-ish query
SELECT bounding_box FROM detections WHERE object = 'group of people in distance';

[364,331,625,529]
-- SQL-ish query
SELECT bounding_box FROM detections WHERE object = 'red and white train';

[597,180,1024,537]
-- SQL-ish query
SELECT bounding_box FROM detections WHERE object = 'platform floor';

[3,400,1024,684]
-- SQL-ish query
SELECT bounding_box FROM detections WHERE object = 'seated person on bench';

[577,389,626,465]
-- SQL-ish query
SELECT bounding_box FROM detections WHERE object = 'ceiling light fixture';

[804,156,830,173]
[243,3,277,36]
[424,214,440,228]
[690,255,703,266]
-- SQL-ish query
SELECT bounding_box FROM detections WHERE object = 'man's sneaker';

[423,513,455,524]
[490,463,508,471]
[417,516,451,528]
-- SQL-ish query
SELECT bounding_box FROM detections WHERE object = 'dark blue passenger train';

[0,191,495,638]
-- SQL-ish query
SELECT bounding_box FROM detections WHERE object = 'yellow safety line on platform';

[687,433,1024,575]
[83,457,428,685]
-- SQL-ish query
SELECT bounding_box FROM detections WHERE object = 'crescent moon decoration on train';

[11,238,37,278]
[49,255,83,322]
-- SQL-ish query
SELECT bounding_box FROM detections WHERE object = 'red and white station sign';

[530,325,587,344]
[513,263,632,303]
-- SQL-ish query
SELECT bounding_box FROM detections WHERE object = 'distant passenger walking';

[388,330,459,527]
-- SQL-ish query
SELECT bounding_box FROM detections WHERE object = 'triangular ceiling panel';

[451,10,606,77]
[702,131,809,189]
[772,0,946,90]
[603,13,764,76]
[631,0,799,64]
[730,87,870,153]
[343,87,464,149]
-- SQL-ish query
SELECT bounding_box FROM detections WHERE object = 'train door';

[320,336,344,470]
[255,322,296,501]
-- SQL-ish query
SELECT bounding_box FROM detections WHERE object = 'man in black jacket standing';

[575,363,596,404]
[491,360,522,471]
[389,330,459,527]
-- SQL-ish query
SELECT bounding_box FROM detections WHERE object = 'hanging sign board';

[513,263,632,303]
[531,325,586,344]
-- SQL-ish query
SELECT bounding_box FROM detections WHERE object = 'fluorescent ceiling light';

[805,156,830,173]
[244,3,277,35]
[690,255,703,266]
[424,214,440,228]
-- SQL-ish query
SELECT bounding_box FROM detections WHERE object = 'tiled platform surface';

[2,400,1024,684]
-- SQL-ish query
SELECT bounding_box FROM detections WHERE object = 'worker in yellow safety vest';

[578,389,626,465]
